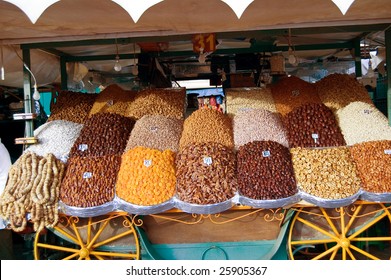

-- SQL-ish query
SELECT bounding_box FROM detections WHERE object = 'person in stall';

[0,138,14,259]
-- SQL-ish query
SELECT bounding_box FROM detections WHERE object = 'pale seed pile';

[315,73,373,111]
[48,91,97,124]
[349,140,391,193]
[225,87,276,116]
[25,120,83,161]
[0,152,65,232]
[290,147,362,199]
[179,108,234,150]
[271,75,322,117]
[233,108,289,149]
[125,115,183,152]
[176,142,237,205]
[335,101,391,145]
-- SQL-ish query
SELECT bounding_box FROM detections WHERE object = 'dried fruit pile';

[116,147,176,206]
[236,141,297,200]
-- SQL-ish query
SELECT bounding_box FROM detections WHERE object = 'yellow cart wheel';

[34,213,140,260]
[287,202,391,260]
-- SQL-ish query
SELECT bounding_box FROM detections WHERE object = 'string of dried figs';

[233,108,289,149]
[60,155,121,208]
[237,141,297,200]
[89,84,136,116]
[176,142,237,205]
[70,112,135,157]
[290,147,362,200]
[349,140,391,193]
[283,103,346,148]
[125,115,183,153]
[179,108,234,150]
[48,90,97,124]
[271,75,322,117]
[0,152,65,232]
[116,147,176,206]
[336,101,391,145]
[315,73,373,111]
[225,87,277,116]
[126,88,186,120]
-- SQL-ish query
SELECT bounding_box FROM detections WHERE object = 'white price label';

[106,100,114,106]
[83,172,93,179]
[78,144,88,151]
[363,109,372,114]
[291,90,300,96]
[144,159,152,167]
[312,133,319,143]
[203,156,213,166]
[150,126,159,132]
[384,149,391,155]
[262,150,271,157]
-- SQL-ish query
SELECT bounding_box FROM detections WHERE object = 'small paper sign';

[106,100,114,106]
[384,150,391,155]
[83,172,92,179]
[312,133,319,143]
[291,90,300,96]
[262,150,271,157]
[144,159,152,167]
[150,126,159,132]
[363,109,372,114]
[203,156,213,166]
[78,144,88,151]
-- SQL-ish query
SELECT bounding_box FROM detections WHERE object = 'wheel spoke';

[63,252,80,260]
[329,247,338,260]
[90,250,138,259]
[71,220,86,247]
[344,204,363,235]
[351,236,391,242]
[296,216,339,241]
[312,244,340,260]
[346,247,356,260]
[92,229,135,249]
[349,244,380,260]
[86,218,111,250]
[320,208,340,237]
[36,242,79,253]
[291,239,335,245]
[348,211,387,240]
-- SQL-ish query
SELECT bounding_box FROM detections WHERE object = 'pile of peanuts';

[48,91,97,124]
[236,141,297,200]
[233,108,289,149]
[283,103,346,148]
[336,101,391,145]
[315,73,373,110]
[176,142,237,205]
[225,87,277,116]
[60,155,121,208]
[25,120,83,161]
[70,113,135,157]
[349,140,391,193]
[271,75,322,116]
[125,115,183,153]
[116,147,176,206]
[290,147,362,199]
[89,84,136,116]
[0,152,65,232]
[126,88,186,120]
[179,108,234,150]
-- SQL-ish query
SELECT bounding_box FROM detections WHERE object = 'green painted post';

[386,29,391,126]
[354,38,362,77]
[60,56,67,90]
[22,48,34,138]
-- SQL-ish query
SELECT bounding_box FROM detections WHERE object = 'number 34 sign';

[192,33,216,53]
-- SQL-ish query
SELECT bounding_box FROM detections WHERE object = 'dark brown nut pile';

[225,87,277,116]
[236,141,297,200]
[0,152,65,232]
[89,84,136,116]
[70,112,135,157]
[60,155,121,208]
[48,90,97,124]
[336,101,391,145]
[315,73,373,111]
[125,115,183,152]
[176,142,237,205]
[283,103,346,148]
[233,108,289,149]
[126,88,186,120]
[179,108,234,150]
[290,147,362,199]
[271,75,322,116]
[349,140,391,193]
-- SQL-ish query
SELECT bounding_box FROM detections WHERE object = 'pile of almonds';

[60,155,121,208]
[70,113,135,157]
[236,141,297,200]
[290,147,362,199]
[179,108,234,150]
[176,142,237,205]
[349,140,391,193]
[271,75,322,116]
[315,73,373,111]
[283,103,346,148]
[48,91,96,124]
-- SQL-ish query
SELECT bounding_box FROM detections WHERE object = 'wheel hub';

[340,238,350,249]
[79,248,90,259]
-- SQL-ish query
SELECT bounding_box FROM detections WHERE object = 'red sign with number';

[192,33,216,53]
